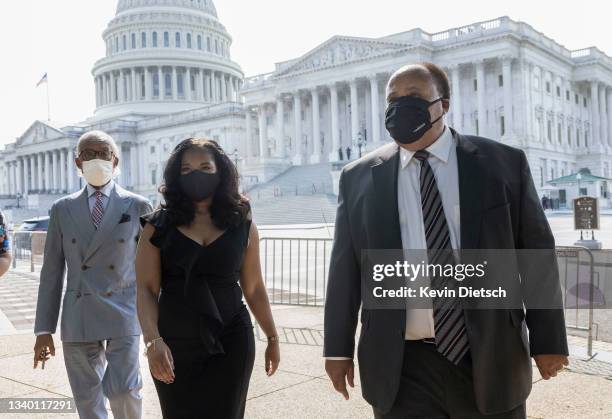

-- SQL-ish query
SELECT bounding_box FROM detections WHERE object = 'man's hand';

[33,334,55,369]
[533,354,569,380]
[325,359,355,400]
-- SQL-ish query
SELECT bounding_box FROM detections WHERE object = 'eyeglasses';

[79,149,114,161]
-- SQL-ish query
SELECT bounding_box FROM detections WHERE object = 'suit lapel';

[67,188,96,248]
[370,143,403,250]
[454,129,486,249]
[83,185,131,262]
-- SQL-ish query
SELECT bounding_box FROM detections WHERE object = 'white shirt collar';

[399,126,453,169]
[87,180,115,198]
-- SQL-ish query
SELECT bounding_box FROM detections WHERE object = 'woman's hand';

[265,340,280,376]
[147,340,175,384]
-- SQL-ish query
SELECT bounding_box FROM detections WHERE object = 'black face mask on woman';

[385,96,444,144]
[180,170,220,202]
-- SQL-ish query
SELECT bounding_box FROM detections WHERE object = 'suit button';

[109,265,115,270]
[71,238,76,244]
[76,292,82,298]
[118,238,125,243]
[81,265,88,271]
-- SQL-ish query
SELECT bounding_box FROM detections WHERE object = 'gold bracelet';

[143,337,163,356]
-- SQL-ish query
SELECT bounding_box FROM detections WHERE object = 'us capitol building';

[1,0,611,218]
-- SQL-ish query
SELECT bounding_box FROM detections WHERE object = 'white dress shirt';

[35,181,116,337]
[398,125,461,339]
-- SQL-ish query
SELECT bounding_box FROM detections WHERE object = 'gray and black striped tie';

[414,149,469,365]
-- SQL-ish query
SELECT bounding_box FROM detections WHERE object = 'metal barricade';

[556,245,595,356]
[10,230,47,273]
[259,237,333,306]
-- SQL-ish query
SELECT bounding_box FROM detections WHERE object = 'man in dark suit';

[324,62,569,418]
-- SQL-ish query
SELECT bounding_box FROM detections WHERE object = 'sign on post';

[573,196,599,230]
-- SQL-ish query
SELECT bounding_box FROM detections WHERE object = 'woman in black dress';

[135,138,280,418]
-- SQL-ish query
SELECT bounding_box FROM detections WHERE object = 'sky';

[0,0,610,146]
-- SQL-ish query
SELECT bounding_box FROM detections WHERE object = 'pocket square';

[119,213,131,224]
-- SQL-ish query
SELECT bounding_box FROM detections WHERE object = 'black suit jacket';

[323,128,568,415]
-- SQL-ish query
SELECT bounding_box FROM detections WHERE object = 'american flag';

[36,73,48,87]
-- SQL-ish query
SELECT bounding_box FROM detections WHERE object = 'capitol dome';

[91,0,243,119]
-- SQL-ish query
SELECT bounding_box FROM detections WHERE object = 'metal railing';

[260,237,332,306]
[10,231,47,272]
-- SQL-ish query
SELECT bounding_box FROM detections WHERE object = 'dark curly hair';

[159,138,250,229]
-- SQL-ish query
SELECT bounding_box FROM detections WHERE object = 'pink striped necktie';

[91,191,105,229]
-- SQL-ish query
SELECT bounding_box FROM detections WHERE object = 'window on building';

[141,32,147,48]
[122,35,127,50]
[187,33,192,49]
[114,37,118,52]
[534,76,540,90]
[151,169,157,185]
[500,116,505,136]
[575,93,579,104]
[498,75,503,87]
[556,86,560,97]
[178,74,184,96]
[547,120,552,142]
[150,146,156,154]
[567,126,572,146]
[215,39,219,54]
[540,168,544,187]
[175,32,181,48]
[153,74,160,97]
[164,31,169,47]
[131,33,136,49]
[583,98,587,107]
[475,118,479,135]
[165,73,172,96]
[585,130,589,147]
[141,74,145,98]
[473,79,478,91]
[566,90,570,101]
[545,81,551,93]
[557,123,562,143]
[197,34,202,50]
[153,32,158,47]
[576,128,581,147]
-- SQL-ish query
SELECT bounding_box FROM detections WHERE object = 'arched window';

[131,33,136,49]
[177,74,184,96]
[122,35,127,50]
[164,31,169,47]
[152,32,158,47]
[197,35,202,50]
[207,36,211,52]
[214,39,218,54]
[141,32,147,48]
[187,33,192,49]
[114,36,118,52]
[165,73,172,97]
[175,32,181,48]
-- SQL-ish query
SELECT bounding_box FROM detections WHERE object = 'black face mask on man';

[385,96,444,144]
[180,170,220,202]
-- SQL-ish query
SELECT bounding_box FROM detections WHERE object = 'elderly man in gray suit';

[33,130,153,419]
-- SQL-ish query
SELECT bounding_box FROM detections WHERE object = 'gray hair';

[76,130,121,159]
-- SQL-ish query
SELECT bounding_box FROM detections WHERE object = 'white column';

[186,67,192,101]
[245,108,253,159]
[195,69,202,101]
[27,155,35,193]
[59,149,66,191]
[293,92,303,164]
[110,71,116,103]
[525,61,534,140]
[369,75,382,145]
[449,65,462,130]
[201,70,207,102]
[599,84,608,148]
[329,84,340,161]
[607,87,612,147]
[44,152,51,192]
[276,96,285,158]
[475,60,486,136]
[221,74,228,102]
[17,158,24,195]
[502,57,513,136]
[172,67,178,100]
[311,87,322,163]
[158,67,163,99]
[130,142,139,188]
[51,150,59,191]
[144,67,152,100]
[94,77,100,107]
[118,70,125,102]
[36,153,43,191]
[66,149,74,192]
[258,105,267,159]
[590,81,600,147]
[349,79,359,151]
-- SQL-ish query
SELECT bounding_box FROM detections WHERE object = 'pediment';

[274,36,411,77]
[17,121,65,147]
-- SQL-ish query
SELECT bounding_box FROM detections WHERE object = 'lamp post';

[357,132,363,158]
[576,172,582,196]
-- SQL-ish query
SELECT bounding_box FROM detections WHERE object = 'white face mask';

[82,159,115,187]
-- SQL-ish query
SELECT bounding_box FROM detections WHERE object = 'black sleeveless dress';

[140,209,255,419]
